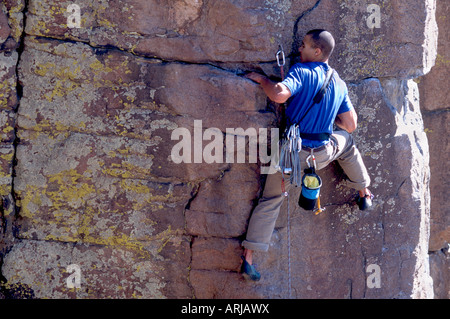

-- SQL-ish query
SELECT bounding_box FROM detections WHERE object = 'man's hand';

[245,72,266,84]
[245,72,291,104]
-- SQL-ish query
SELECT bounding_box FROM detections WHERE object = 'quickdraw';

[278,124,302,187]
[276,44,285,80]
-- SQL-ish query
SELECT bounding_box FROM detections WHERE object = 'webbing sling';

[298,67,335,133]
[298,67,334,142]
[313,67,334,104]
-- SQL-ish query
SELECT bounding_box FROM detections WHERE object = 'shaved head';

[306,29,335,60]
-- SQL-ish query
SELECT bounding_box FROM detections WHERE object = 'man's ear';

[314,48,322,57]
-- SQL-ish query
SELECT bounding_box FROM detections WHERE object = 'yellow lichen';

[89,59,114,75]
[0,80,12,108]
[46,169,95,211]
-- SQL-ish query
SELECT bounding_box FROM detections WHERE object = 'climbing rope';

[277,44,292,299]
[286,186,291,299]
[278,125,302,299]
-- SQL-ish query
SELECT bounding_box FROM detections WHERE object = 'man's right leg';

[332,130,373,208]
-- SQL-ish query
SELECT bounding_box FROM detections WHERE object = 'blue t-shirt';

[281,62,353,147]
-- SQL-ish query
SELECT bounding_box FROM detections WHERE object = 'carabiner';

[306,153,317,170]
[306,155,312,168]
[276,45,285,67]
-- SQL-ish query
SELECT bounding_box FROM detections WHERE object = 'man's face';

[299,35,320,63]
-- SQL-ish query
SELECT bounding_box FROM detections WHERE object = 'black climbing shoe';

[358,194,374,211]
[241,256,261,281]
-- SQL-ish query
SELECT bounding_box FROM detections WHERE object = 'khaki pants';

[242,130,370,252]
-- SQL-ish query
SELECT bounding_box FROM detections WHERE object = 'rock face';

[0,0,445,299]
[418,0,450,299]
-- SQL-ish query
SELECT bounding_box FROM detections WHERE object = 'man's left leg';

[241,170,291,280]
[243,170,289,252]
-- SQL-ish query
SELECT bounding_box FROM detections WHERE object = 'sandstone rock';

[2,239,192,298]
[186,79,434,299]
[1,0,24,48]
[24,0,318,63]
[429,248,450,299]
[0,0,444,300]
[242,78,434,299]
[0,8,11,45]
[0,51,19,111]
[191,237,242,272]
[23,0,438,78]
[423,111,450,252]
[13,129,193,250]
[0,46,18,266]
[294,0,438,80]
[186,163,261,238]
[417,0,449,299]
[418,0,449,254]
[190,269,263,299]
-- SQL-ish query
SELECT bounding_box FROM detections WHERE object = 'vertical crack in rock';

[345,278,353,299]
[291,0,322,57]
[11,0,28,235]
[184,182,200,298]
[0,0,28,298]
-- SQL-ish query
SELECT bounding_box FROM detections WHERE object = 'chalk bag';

[298,172,322,210]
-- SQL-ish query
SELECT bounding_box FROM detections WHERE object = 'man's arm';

[335,108,357,133]
[246,72,291,104]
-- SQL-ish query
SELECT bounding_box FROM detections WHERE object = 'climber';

[240,29,373,281]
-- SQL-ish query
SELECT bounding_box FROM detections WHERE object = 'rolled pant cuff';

[345,179,371,192]
[242,240,269,252]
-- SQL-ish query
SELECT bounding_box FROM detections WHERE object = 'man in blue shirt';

[241,30,373,281]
